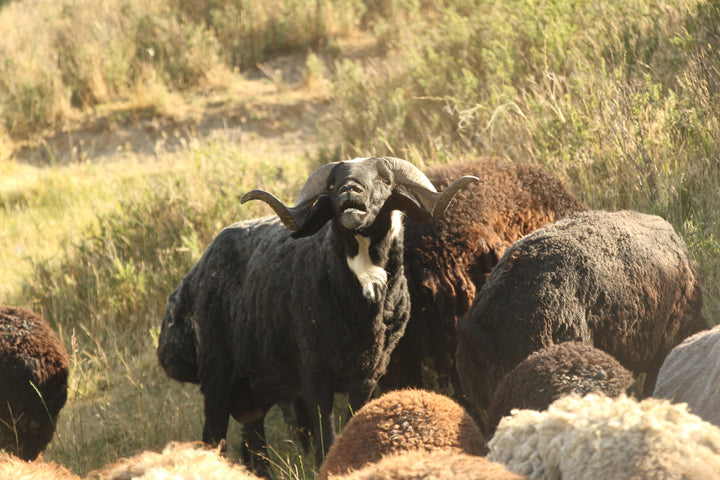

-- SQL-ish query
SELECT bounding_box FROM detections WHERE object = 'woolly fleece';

[487,342,636,434]
[318,389,487,480]
[328,450,526,480]
[85,442,258,480]
[488,394,720,480]
[0,306,70,460]
[0,452,80,480]
[456,209,707,414]
[653,324,720,427]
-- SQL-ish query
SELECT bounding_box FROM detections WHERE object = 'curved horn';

[241,162,339,231]
[240,190,303,231]
[386,157,479,217]
[429,175,480,217]
[387,157,438,196]
[293,162,338,207]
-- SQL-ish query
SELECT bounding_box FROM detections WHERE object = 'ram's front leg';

[199,358,232,447]
[242,417,270,478]
[303,376,336,467]
[200,378,231,447]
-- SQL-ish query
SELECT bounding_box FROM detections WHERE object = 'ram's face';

[326,158,394,231]
[240,156,479,239]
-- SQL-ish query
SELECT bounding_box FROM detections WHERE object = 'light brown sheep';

[318,389,487,480]
[0,451,80,480]
[328,450,527,480]
[85,441,258,480]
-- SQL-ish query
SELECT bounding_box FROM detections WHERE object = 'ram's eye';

[381,177,391,186]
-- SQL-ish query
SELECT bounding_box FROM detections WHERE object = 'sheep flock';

[4,156,720,480]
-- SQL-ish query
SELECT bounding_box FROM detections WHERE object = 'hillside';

[2,0,720,478]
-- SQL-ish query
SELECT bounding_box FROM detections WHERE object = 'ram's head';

[241,157,478,238]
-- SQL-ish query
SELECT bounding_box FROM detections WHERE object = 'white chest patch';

[389,210,403,241]
[347,235,388,303]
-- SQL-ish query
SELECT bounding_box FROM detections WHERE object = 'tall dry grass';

[329,0,720,319]
[0,0,363,144]
[2,0,720,478]
[5,140,320,477]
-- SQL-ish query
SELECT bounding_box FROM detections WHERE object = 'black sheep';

[0,306,70,460]
[455,210,708,423]
[382,158,586,394]
[157,157,477,473]
[486,341,637,435]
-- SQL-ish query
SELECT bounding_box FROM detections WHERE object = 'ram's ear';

[386,189,433,222]
[291,195,334,239]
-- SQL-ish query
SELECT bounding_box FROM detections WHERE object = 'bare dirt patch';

[12,51,337,165]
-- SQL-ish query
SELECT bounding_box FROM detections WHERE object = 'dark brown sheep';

[456,210,708,424]
[0,306,70,461]
[382,158,587,394]
[318,389,487,480]
[486,342,637,435]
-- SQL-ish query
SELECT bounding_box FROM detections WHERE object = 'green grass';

[2,0,720,478]
[0,0,363,143]
[5,141,317,477]
[328,0,720,319]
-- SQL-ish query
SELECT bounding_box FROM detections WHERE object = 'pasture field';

[2,0,720,477]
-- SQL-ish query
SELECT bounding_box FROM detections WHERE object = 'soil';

[10,49,346,165]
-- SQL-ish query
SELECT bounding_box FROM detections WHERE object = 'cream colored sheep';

[488,394,720,479]
[318,389,487,480]
[0,451,80,480]
[85,441,258,480]
[653,324,720,427]
[328,449,526,480]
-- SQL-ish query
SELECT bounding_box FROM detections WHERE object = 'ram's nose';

[339,182,363,194]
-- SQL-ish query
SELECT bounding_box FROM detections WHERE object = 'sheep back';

[0,451,80,480]
[318,388,487,480]
[328,450,527,480]
[488,394,720,480]
[653,324,720,428]
[85,441,259,480]
[487,342,636,434]
[387,159,586,391]
[0,306,70,461]
[456,209,706,412]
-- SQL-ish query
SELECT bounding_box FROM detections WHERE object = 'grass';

[5,140,319,477]
[2,0,720,478]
